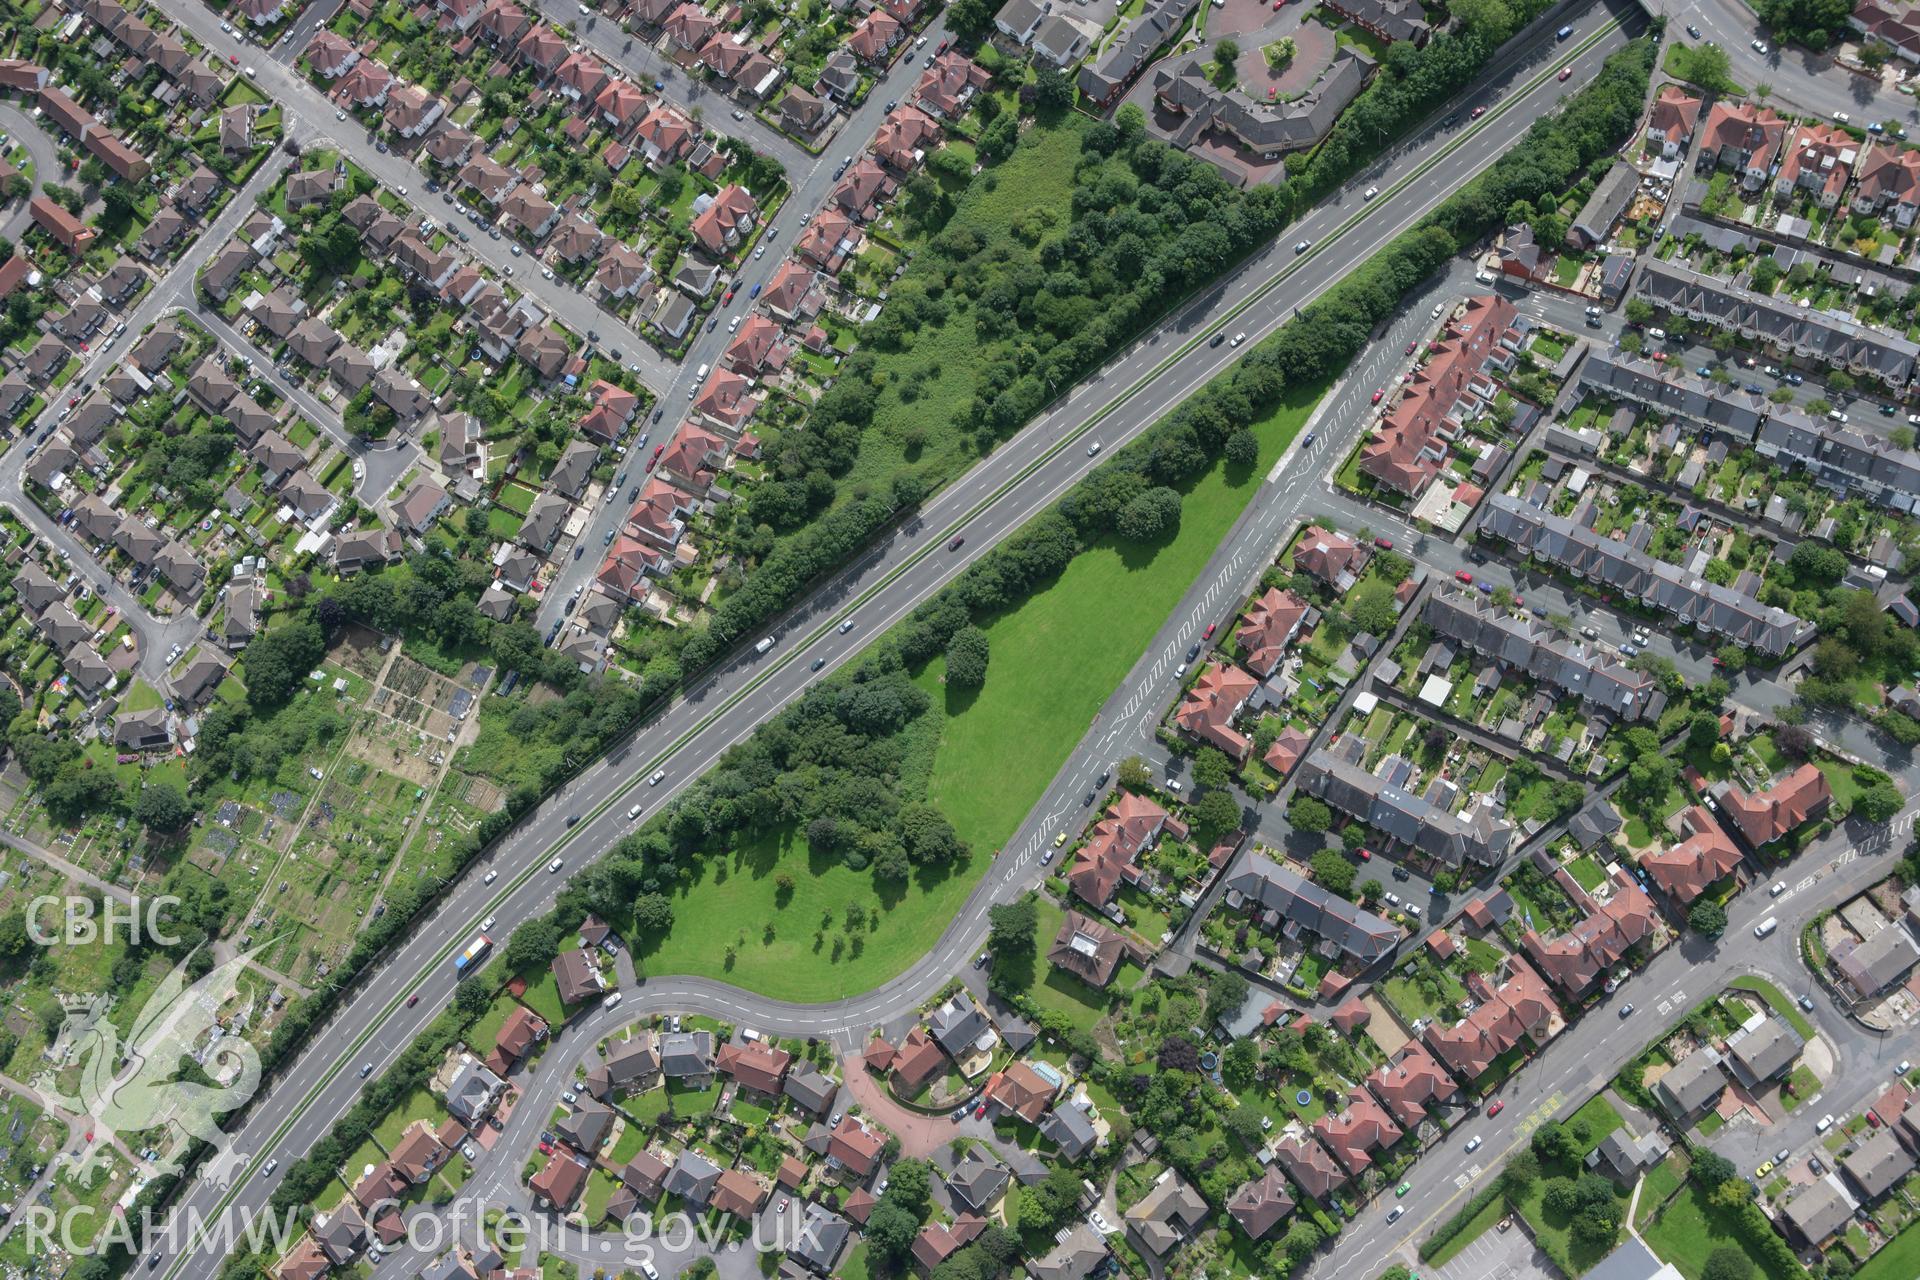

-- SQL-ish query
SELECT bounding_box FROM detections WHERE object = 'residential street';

[138,11,1673,1272]
[0,146,298,683]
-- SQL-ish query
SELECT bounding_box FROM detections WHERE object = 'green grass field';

[639,374,1329,1001]
[1643,1183,1805,1280]
[1857,1222,1920,1280]
[841,122,1088,509]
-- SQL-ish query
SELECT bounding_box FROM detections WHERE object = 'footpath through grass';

[641,375,1329,1001]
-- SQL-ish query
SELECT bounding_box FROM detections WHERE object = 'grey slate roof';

[1477,493,1815,658]
[1638,257,1920,386]
[1227,852,1401,961]
[1293,751,1512,868]
[1423,588,1658,720]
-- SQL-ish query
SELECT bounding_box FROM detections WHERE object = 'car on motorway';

[1209,333,1225,348]
[1230,332,1247,347]
[811,657,825,672]
[406,994,419,1008]
[359,1062,373,1078]
[949,536,965,551]
[1470,105,1485,119]
[1363,186,1378,200]
[1558,65,1572,80]
[263,1158,277,1174]
[481,915,495,931]
[1293,240,1310,254]
[1087,440,1103,456]
[549,857,564,873]
[1487,1099,1505,1116]
[649,769,667,786]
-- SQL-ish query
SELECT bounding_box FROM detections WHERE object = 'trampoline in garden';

[1296,1090,1313,1106]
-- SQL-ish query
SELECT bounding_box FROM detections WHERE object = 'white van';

[1754,916,1779,938]
[755,635,776,655]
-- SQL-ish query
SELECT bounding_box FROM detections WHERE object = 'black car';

[1208,333,1225,349]
[1083,791,1095,806]
[1185,643,1201,662]
[1097,769,1110,787]
[811,657,825,671]
[565,814,581,827]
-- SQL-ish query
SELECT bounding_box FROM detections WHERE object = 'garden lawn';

[1643,1184,1806,1280]
[640,375,1327,1001]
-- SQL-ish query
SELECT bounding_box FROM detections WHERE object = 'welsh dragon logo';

[29,947,264,1189]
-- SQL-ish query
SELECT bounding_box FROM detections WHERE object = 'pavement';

[143,6,1656,1274]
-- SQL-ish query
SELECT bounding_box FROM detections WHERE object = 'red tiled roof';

[1720,764,1831,847]
[1642,806,1742,903]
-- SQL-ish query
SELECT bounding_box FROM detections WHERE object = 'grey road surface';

[145,7,1642,1274]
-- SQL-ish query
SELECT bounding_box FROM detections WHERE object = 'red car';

[1356,848,1371,861]
[647,444,665,469]
[1204,622,1216,639]
[406,994,419,1008]
[1471,105,1486,119]
[1374,536,1393,550]
[1405,341,1417,355]
[1487,1100,1505,1117]
[974,1102,987,1118]
[1370,389,1384,405]
[1455,570,1473,585]
[937,38,948,53]
[723,288,737,304]
[1558,65,1573,81]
